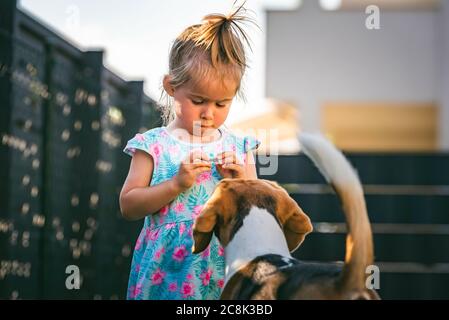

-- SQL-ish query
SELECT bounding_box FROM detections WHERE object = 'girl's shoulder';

[141,127,166,138]
[123,127,169,157]
[132,127,169,143]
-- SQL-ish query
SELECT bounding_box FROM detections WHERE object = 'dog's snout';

[346,290,375,300]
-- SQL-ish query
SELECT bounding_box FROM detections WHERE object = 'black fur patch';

[231,254,343,299]
[227,193,282,245]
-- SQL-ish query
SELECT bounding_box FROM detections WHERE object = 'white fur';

[299,133,363,194]
[224,206,292,285]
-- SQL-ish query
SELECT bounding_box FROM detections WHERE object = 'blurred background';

[0,0,448,299]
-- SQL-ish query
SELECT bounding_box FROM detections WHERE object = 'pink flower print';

[173,203,185,214]
[218,246,225,256]
[135,264,141,273]
[196,171,211,184]
[135,133,146,142]
[144,229,151,242]
[149,143,163,157]
[186,274,193,280]
[160,205,169,216]
[128,286,136,298]
[134,283,143,296]
[165,222,176,230]
[193,205,204,219]
[160,130,168,138]
[151,268,166,285]
[168,282,177,292]
[151,229,160,241]
[135,237,143,251]
[201,246,210,258]
[179,222,186,235]
[128,283,143,299]
[154,247,165,261]
[145,229,160,242]
[181,282,195,299]
[200,269,213,286]
[173,245,188,262]
[188,226,193,237]
[217,279,224,288]
[149,143,163,166]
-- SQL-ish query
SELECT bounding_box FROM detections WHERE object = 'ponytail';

[193,4,254,69]
[159,3,258,125]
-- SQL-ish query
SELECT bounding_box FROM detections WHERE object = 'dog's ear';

[277,193,313,252]
[192,203,218,254]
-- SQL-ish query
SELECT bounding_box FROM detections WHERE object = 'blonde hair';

[159,4,257,125]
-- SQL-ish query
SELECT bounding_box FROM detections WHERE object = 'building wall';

[439,0,449,149]
[266,0,447,150]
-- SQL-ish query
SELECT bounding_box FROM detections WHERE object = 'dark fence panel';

[0,0,161,299]
[256,153,449,299]
[258,154,449,185]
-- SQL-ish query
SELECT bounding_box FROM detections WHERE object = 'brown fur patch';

[192,179,313,252]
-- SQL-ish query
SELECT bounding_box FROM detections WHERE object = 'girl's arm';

[119,150,211,221]
[119,150,183,221]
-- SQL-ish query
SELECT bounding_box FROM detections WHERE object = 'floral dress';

[123,126,260,300]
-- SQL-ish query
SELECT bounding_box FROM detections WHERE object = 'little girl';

[120,5,260,300]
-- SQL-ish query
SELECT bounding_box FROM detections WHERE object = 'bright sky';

[18,0,301,125]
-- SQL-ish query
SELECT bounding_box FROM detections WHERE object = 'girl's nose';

[201,105,214,120]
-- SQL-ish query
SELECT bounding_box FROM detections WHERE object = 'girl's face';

[164,75,238,137]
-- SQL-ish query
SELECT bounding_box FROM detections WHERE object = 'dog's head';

[192,179,313,254]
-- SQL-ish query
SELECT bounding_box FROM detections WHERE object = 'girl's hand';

[173,151,211,192]
[216,151,246,179]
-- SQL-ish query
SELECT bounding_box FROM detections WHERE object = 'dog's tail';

[299,133,374,294]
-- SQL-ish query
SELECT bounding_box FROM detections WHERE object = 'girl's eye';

[216,103,226,108]
[191,99,204,105]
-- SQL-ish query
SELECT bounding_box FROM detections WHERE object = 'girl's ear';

[163,75,175,97]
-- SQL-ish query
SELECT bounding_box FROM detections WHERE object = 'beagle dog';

[192,134,380,300]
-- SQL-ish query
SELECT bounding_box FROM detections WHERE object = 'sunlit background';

[18,0,449,154]
[18,0,278,129]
